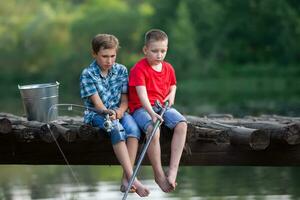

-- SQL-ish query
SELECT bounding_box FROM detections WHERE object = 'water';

[3,180,172,200]
[0,166,300,200]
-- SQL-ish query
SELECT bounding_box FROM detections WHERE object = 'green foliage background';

[1,0,300,116]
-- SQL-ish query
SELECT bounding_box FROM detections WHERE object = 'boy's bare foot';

[166,169,178,190]
[155,174,173,193]
[133,179,150,197]
[120,178,136,193]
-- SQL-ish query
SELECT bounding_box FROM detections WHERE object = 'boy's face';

[143,40,168,66]
[93,48,117,71]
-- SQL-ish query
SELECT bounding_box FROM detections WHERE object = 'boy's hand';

[164,85,176,107]
[108,109,117,120]
[163,94,175,107]
[115,109,124,119]
[150,111,163,123]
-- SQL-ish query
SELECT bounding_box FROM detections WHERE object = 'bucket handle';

[18,81,60,89]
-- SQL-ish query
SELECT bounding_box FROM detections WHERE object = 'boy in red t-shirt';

[129,29,187,192]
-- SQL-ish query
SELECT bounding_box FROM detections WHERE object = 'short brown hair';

[145,29,168,45]
[91,34,119,53]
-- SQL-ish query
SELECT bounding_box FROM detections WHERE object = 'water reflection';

[174,166,300,200]
[0,166,300,199]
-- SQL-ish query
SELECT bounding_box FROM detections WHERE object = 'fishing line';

[46,103,113,188]
[46,123,81,187]
[46,104,94,188]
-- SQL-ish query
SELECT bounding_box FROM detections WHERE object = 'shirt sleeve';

[80,69,97,99]
[129,66,146,86]
[169,64,177,86]
[121,66,128,94]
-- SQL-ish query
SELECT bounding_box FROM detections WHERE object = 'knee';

[126,125,141,140]
[175,121,187,131]
[110,129,126,145]
[146,126,160,142]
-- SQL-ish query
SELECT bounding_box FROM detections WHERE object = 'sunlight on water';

[7,180,179,200]
[4,181,297,200]
[6,184,296,200]
[1,166,300,200]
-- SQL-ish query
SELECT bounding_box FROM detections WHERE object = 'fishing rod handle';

[157,100,169,121]
[164,100,169,108]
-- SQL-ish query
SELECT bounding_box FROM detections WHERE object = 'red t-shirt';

[128,58,176,113]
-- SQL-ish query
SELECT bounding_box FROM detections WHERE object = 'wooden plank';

[0,112,300,166]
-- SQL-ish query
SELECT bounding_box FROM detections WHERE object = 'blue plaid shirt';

[80,60,128,123]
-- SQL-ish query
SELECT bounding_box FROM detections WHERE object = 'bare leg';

[146,126,173,193]
[113,141,149,197]
[167,122,187,189]
[121,137,139,192]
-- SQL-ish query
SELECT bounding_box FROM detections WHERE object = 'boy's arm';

[115,93,128,119]
[163,85,177,107]
[89,93,118,120]
[136,86,163,122]
[89,93,107,110]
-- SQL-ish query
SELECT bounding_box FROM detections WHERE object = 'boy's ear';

[142,46,147,55]
[92,50,97,58]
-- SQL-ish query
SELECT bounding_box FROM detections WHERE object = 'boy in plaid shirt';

[80,34,149,197]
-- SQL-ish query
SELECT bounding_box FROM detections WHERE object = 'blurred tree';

[185,0,225,72]
[219,0,300,64]
[167,1,200,80]
[0,0,73,79]
[0,0,300,114]
[146,0,180,33]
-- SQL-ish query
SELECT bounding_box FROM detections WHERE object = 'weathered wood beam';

[186,116,270,150]
[0,118,12,134]
[1,137,300,166]
[0,112,300,166]
[204,119,300,145]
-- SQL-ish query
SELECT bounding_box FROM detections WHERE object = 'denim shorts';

[92,112,141,145]
[132,107,187,133]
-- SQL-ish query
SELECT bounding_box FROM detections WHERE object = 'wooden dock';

[1,112,300,166]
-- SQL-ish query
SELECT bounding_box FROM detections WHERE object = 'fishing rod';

[46,103,114,187]
[47,103,114,131]
[122,100,169,200]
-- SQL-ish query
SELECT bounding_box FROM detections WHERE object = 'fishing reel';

[103,114,113,132]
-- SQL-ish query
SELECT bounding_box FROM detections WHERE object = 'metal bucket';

[18,82,59,122]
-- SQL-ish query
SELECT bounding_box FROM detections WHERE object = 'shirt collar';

[90,60,117,78]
